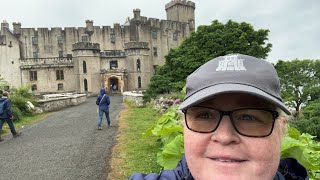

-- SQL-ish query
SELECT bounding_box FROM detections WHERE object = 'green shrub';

[10,95,33,117]
[290,98,320,141]
[290,118,320,141]
[10,105,23,121]
[144,106,184,169]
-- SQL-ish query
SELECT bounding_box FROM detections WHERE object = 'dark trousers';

[0,118,17,135]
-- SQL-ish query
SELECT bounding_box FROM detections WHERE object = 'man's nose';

[210,115,240,145]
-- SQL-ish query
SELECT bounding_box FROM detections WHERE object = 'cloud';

[1,0,319,63]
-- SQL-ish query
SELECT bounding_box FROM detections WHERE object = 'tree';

[290,98,320,140]
[144,20,272,101]
[275,60,320,117]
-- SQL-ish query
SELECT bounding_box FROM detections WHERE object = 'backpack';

[0,99,8,115]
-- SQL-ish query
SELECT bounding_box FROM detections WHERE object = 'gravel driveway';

[0,95,123,180]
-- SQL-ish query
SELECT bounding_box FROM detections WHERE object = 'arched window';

[84,79,88,92]
[138,76,141,88]
[83,61,87,73]
[136,59,141,72]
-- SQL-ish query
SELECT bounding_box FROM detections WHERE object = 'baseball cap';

[179,54,291,115]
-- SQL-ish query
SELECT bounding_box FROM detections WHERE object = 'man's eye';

[196,112,213,119]
[236,114,255,121]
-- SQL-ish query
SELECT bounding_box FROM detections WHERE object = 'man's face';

[184,93,286,180]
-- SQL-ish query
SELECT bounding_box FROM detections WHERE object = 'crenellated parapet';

[72,42,100,51]
[19,57,74,69]
[100,67,128,73]
[100,50,126,58]
[165,0,195,10]
[124,41,149,50]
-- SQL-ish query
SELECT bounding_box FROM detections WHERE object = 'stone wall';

[38,93,87,112]
[122,91,144,107]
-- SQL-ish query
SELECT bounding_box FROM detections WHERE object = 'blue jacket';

[129,155,309,180]
[0,97,12,119]
[96,88,110,110]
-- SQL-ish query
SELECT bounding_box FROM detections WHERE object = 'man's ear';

[279,116,287,136]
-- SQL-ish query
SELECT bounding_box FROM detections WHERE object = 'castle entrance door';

[109,77,119,94]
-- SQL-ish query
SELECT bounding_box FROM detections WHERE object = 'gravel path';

[0,95,123,180]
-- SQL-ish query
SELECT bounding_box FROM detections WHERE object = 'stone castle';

[0,0,195,95]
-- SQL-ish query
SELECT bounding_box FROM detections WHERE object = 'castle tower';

[85,20,94,42]
[133,8,141,20]
[1,20,9,32]
[165,0,195,30]
[72,42,101,95]
[12,22,21,37]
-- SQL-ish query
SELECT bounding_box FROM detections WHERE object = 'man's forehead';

[198,93,276,109]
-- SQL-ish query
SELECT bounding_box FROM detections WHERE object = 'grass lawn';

[108,104,163,180]
[1,113,50,135]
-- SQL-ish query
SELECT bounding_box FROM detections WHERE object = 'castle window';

[67,54,72,60]
[57,35,64,44]
[84,79,88,92]
[173,32,178,41]
[56,70,64,80]
[151,31,157,40]
[83,61,87,73]
[32,36,38,45]
[29,71,37,81]
[31,84,37,91]
[110,34,115,43]
[138,76,142,88]
[153,65,158,74]
[59,51,63,58]
[110,60,118,69]
[81,35,88,42]
[58,83,64,91]
[153,47,158,56]
[137,59,141,72]
[33,52,39,59]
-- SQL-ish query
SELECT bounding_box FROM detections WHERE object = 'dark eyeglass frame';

[183,106,279,138]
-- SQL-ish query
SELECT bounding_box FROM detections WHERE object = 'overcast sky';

[1,0,319,63]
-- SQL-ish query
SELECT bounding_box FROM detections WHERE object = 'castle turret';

[1,20,9,31]
[133,9,141,20]
[165,0,195,30]
[13,22,22,37]
[85,20,94,41]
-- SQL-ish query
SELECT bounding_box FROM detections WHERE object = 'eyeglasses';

[183,106,279,137]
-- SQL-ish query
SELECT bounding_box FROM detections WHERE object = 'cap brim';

[179,83,291,115]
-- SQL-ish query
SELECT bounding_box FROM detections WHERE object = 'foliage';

[145,105,320,178]
[2,86,38,121]
[108,104,162,180]
[0,76,9,90]
[144,106,184,169]
[275,59,320,117]
[290,99,320,141]
[144,19,272,101]
[281,126,320,179]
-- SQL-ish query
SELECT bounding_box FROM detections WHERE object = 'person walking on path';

[113,84,117,93]
[110,84,114,95]
[0,91,21,142]
[96,88,111,130]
